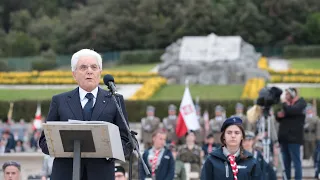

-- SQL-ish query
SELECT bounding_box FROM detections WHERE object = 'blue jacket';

[253,150,276,180]
[139,147,175,180]
[201,147,262,180]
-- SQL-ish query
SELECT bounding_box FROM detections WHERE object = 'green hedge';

[1,99,319,123]
[119,49,164,64]
[32,60,57,71]
[0,60,10,71]
[284,45,320,58]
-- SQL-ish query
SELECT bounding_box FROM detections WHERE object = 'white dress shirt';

[79,87,99,108]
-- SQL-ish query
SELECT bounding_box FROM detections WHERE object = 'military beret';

[114,166,125,175]
[146,105,155,112]
[235,103,244,109]
[168,104,177,111]
[221,117,243,132]
[245,131,255,139]
[215,105,224,112]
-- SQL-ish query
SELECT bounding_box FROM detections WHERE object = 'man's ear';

[72,71,77,81]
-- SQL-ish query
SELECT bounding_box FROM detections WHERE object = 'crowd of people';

[137,88,320,180]
[0,119,42,154]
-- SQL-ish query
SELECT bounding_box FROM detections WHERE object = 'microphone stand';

[109,92,150,180]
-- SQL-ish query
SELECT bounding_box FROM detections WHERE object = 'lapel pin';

[103,100,106,103]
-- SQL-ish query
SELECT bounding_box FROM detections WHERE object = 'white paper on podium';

[43,120,125,162]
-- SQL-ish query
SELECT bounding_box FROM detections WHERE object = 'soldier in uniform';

[169,144,187,180]
[232,103,255,132]
[163,104,178,144]
[209,105,225,145]
[195,105,205,146]
[304,104,317,161]
[177,130,203,180]
[141,106,161,149]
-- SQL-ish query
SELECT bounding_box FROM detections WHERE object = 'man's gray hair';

[71,49,103,71]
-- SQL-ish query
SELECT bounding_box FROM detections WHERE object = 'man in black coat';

[39,49,133,180]
[276,87,306,180]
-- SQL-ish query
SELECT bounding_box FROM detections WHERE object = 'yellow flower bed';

[0,70,158,84]
[270,75,320,83]
[241,78,265,99]
[129,77,167,100]
[257,57,268,69]
[0,71,39,78]
[268,68,320,76]
[257,56,320,76]
[0,77,151,84]
[0,70,158,78]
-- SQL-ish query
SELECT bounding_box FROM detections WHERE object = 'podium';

[43,120,125,180]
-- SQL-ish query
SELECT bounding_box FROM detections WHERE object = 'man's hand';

[277,111,285,118]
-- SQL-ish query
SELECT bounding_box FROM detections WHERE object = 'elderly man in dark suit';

[39,49,132,180]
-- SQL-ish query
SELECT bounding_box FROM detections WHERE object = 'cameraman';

[276,87,306,180]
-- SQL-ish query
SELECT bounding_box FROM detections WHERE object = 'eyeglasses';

[2,161,21,171]
[77,64,100,71]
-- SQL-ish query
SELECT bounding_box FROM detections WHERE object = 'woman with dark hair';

[201,117,262,180]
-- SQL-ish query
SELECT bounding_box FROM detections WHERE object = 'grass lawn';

[298,88,320,99]
[0,89,73,101]
[104,63,158,72]
[150,84,244,101]
[289,58,320,69]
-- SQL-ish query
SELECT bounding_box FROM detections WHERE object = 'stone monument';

[158,33,270,85]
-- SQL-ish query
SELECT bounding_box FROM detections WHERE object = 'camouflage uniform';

[177,144,202,179]
[304,104,317,159]
[209,105,225,145]
[174,159,187,180]
[141,106,160,149]
[163,104,178,144]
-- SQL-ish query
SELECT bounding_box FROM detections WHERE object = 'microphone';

[103,74,117,94]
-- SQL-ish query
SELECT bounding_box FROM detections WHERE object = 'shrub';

[119,49,164,64]
[284,45,320,58]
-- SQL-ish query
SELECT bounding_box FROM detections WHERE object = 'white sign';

[179,33,242,62]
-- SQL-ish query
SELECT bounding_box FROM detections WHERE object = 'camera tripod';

[257,107,288,180]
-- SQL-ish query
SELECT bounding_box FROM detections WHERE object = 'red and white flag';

[176,86,200,137]
[33,103,42,130]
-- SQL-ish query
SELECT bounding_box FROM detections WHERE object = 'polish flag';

[175,87,200,137]
[33,103,42,130]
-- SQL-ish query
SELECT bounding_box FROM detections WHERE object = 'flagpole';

[185,78,189,88]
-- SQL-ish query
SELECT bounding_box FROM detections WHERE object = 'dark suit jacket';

[39,87,131,180]
[140,147,175,180]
